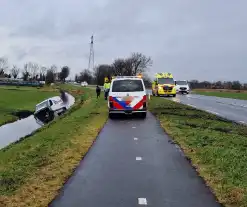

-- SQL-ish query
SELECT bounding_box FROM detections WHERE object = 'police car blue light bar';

[112,75,143,79]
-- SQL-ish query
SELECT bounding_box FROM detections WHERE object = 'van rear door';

[109,79,146,111]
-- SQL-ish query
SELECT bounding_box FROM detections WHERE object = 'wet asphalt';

[50,112,220,207]
[171,94,247,124]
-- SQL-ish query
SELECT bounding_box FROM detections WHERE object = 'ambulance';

[108,74,147,119]
[152,72,176,97]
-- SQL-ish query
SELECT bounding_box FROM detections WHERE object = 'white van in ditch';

[108,76,147,119]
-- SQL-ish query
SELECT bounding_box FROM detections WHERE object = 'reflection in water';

[0,115,42,149]
[0,92,75,150]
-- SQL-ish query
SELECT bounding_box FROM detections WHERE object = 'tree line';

[0,57,70,84]
[75,52,153,86]
[2,54,246,90]
[189,80,247,90]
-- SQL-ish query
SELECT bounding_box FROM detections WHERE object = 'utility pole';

[88,35,94,71]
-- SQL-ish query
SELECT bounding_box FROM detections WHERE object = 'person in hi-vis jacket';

[103,79,111,100]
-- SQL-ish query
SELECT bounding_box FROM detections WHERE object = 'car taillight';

[143,95,147,102]
[109,96,114,108]
[109,96,114,102]
[143,95,147,108]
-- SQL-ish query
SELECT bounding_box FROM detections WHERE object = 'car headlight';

[158,86,163,90]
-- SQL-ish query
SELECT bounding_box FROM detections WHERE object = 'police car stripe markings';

[133,98,145,110]
[136,157,142,161]
[138,198,147,205]
[112,97,125,109]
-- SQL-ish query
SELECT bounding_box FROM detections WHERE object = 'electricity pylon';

[88,35,94,70]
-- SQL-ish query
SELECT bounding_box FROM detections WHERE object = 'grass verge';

[0,86,108,207]
[194,90,247,100]
[0,86,58,126]
[149,97,247,207]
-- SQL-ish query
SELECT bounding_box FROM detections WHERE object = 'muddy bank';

[0,92,75,150]
[12,110,34,119]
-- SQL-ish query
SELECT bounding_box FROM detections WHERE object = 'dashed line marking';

[138,198,147,205]
[136,157,142,161]
[134,137,138,141]
[132,126,136,129]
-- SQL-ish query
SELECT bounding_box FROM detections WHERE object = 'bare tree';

[50,65,58,81]
[40,66,47,76]
[112,59,126,76]
[30,63,39,80]
[78,69,93,84]
[0,57,8,76]
[128,52,153,75]
[39,66,47,81]
[22,62,32,81]
[112,53,152,76]
[11,65,20,79]
[50,65,57,73]
[45,69,55,84]
[93,64,113,85]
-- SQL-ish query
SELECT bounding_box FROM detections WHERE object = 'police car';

[34,96,68,123]
[108,75,147,119]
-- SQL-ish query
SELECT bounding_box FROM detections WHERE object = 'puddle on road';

[0,93,75,150]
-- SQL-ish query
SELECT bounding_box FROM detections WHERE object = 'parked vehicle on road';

[108,75,147,119]
[34,96,68,123]
[81,81,88,87]
[152,72,176,97]
[175,80,190,94]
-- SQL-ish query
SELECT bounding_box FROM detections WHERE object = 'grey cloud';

[1,0,247,81]
[9,46,28,61]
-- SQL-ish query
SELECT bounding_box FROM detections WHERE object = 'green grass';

[194,90,247,100]
[149,97,247,207]
[0,86,58,126]
[0,86,108,207]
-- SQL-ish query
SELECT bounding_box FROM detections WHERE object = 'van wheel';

[62,107,67,113]
[60,107,67,115]
[173,94,176,97]
[109,113,114,119]
[44,109,54,123]
[140,112,147,119]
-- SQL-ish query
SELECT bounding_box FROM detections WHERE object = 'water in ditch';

[0,93,75,150]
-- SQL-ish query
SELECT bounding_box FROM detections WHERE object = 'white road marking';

[132,126,136,129]
[138,198,147,205]
[136,157,142,161]
[187,104,195,107]
[134,137,138,141]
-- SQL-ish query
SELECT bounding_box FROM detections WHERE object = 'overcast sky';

[0,0,246,81]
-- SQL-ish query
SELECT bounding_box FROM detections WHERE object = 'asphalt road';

[171,94,247,124]
[50,112,220,207]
